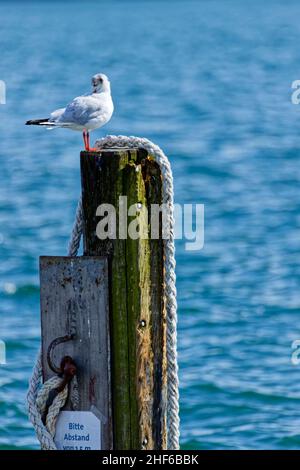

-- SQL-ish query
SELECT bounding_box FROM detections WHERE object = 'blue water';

[1,0,300,450]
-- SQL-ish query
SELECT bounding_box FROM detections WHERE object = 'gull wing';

[57,94,107,126]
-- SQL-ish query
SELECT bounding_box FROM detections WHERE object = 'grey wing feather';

[58,95,103,126]
[50,108,66,122]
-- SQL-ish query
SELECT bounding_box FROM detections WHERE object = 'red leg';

[86,132,97,152]
[83,131,88,150]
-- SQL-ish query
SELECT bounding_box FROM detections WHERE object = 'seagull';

[26,73,114,151]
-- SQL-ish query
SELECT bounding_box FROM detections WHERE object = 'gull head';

[92,73,110,93]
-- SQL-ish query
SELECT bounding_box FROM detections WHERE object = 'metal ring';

[47,333,75,374]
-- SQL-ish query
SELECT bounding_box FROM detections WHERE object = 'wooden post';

[40,256,112,450]
[80,148,167,450]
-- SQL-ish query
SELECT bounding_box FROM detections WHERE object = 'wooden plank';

[81,149,132,448]
[143,159,167,449]
[80,149,167,450]
[40,256,112,450]
[124,159,153,449]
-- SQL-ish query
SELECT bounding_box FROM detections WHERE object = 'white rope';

[36,376,69,438]
[27,135,180,450]
[26,351,57,450]
[27,352,80,450]
[68,197,83,257]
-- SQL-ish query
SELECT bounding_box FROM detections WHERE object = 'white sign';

[54,411,101,450]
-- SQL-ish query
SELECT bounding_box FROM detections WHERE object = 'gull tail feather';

[25,119,73,129]
[26,119,50,125]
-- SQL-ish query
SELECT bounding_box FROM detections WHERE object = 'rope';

[36,376,69,438]
[27,351,57,450]
[27,135,180,450]
[27,354,79,450]
[68,197,83,257]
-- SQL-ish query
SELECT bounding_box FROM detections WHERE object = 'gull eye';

[99,77,103,84]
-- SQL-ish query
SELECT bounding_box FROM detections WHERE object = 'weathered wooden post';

[38,148,167,451]
[81,148,167,450]
[40,256,112,450]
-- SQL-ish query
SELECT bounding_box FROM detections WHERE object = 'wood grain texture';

[124,159,153,449]
[40,256,112,450]
[143,159,167,449]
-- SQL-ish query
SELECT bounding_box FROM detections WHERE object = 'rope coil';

[27,136,180,450]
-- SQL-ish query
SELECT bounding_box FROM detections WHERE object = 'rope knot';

[35,355,79,440]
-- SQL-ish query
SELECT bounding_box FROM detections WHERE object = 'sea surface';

[1,0,300,450]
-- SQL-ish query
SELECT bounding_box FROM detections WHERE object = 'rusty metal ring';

[47,333,75,374]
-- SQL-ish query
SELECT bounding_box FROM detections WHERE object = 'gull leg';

[86,131,97,152]
[83,131,88,151]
